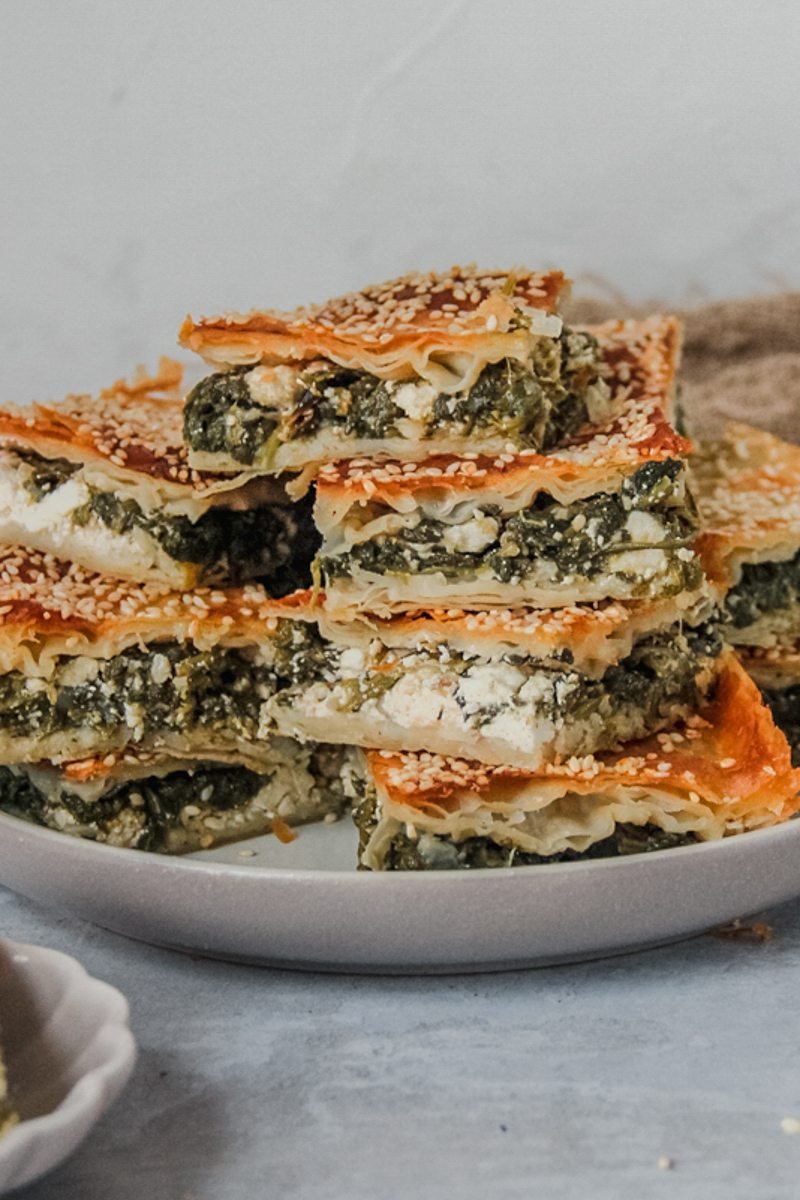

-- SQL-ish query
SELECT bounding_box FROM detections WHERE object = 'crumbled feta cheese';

[391,381,438,422]
[625,510,666,542]
[442,515,499,554]
[246,365,301,409]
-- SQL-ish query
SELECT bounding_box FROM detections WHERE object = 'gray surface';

[3,888,800,1199]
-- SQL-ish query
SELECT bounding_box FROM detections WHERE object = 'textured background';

[2,0,800,401]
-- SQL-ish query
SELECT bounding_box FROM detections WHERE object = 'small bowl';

[0,939,136,1193]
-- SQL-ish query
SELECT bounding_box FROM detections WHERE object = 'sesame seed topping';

[0,359,235,494]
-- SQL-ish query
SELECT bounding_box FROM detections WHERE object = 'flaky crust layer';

[319,592,710,678]
[180,267,568,391]
[0,546,315,674]
[693,423,800,587]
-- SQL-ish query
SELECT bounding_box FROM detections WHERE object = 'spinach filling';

[0,745,350,853]
[182,369,278,466]
[354,791,699,870]
[182,327,608,463]
[323,459,702,597]
[17,451,318,590]
[20,452,78,500]
[0,644,273,745]
[268,617,720,741]
[725,552,800,631]
[0,762,266,852]
[762,686,800,767]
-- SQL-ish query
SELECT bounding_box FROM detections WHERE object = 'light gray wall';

[2,0,799,400]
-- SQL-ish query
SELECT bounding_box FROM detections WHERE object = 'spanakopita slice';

[693,423,800,647]
[355,656,799,869]
[0,360,316,589]
[0,741,357,854]
[180,267,621,484]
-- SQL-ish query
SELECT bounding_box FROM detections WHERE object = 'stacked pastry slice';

[693,423,800,764]
[0,360,317,590]
[179,267,612,491]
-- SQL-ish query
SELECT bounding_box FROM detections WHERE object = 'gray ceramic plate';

[1,812,799,974]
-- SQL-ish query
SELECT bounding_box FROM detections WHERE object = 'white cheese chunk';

[442,515,500,554]
[390,381,439,423]
[246,365,301,409]
[624,510,666,543]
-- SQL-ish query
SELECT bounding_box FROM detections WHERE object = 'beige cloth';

[567,293,800,443]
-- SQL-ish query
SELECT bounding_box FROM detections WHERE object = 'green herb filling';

[17,451,318,590]
[182,328,610,464]
[725,552,800,632]
[762,685,800,767]
[323,459,701,598]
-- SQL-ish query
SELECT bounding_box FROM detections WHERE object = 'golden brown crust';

[367,656,799,823]
[0,545,311,669]
[179,266,568,377]
[693,423,800,586]
[316,315,688,505]
[0,360,245,494]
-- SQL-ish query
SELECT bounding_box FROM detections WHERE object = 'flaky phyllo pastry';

[315,316,704,616]
[692,424,800,764]
[0,360,317,589]
[0,744,359,854]
[354,657,800,870]
[0,547,718,773]
[693,423,800,648]
[179,267,618,485]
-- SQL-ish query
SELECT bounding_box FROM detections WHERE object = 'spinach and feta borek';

[179,266,582,477]
[182,327,612,475]
[692,424,800,646]
[316,457,704,616]
[353,657,800,871]
[354,786,701,871]
[0,742,357,853]
[722,551,800,645]
[0,448,318,591]
[0,364,318,590]
[272,619,722,771]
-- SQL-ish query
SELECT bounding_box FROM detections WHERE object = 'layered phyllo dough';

[315,317,703,616]
[0,742,357,854]
[354,656,800,870]
[180,267,620,482]
[693,424,800,647]
[0,361,317,589]
[0,546,716,772]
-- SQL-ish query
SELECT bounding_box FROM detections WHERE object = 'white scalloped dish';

[0,939,136,1194]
